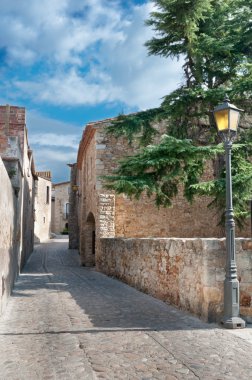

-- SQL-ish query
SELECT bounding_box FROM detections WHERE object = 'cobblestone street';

[0,238,252,380]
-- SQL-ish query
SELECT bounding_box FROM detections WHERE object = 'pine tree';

[105,0,252,228]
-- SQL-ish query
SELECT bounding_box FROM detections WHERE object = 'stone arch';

[81,212,96,267]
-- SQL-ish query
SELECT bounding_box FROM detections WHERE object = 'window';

[46,186,50,204]
[65,203,70,219]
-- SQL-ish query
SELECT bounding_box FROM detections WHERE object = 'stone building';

[70,117,226,267]
[34,171,52,242]
[0,104,53,315]
[0,105,36,314]
[51,181,70,234]
[69,115,252,323]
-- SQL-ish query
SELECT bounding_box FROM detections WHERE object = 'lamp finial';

[224,94,230,103]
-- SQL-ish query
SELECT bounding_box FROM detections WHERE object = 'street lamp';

[213,96,245,329]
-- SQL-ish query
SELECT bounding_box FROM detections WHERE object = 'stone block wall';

[0,158,17,315]
[0,104,44,313]
[94,124,249,238]
[0,105,26,154]
[74,119,251,269]
[97,194,115,238]
[34,176,52,242]
[114,192,222,238]
[95,127,136,189]
[0,104,36,272]
[77,129,97,264]
[68,164,79,249]
[97,237,252,322]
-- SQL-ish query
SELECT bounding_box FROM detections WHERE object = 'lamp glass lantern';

[213,97,243,135]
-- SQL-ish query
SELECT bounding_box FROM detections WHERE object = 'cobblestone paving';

[0,239,252,380]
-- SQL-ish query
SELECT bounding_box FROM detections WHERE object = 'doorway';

[85,212,96,266]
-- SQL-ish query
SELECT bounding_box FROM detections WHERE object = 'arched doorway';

[84,212,96,266]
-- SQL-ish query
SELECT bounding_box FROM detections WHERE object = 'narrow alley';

[0,239,252,380]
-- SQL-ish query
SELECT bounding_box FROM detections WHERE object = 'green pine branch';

[103,0,252,228]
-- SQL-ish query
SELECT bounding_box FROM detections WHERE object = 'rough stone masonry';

[98,237,252,323]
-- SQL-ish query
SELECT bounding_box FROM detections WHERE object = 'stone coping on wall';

[100,237,252,241]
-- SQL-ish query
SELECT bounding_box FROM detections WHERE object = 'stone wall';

[98,237,252,322]
[0,105,35,271]
[0,104,51,314]
[51,182,70,234]
[114,192,222,238]
[0,105,26,155]
[74,119,251,268]
[0,158,17,315]
[20,131,35,268]
[93,123,245,239]
[97,194,115,238]
[78,129,97,265]
[68,164,79,249]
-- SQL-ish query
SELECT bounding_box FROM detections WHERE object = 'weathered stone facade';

[68,115,252,322]
[0,105,36,267]
[72,118,251,267]
[34,172,52,242]
[51,182,70,234]
[0,157,17,315]
[68,164,79,249]
[97,237,252,323]
[21,129,36,268]
[0,105,35,314]
[0,105,52,315]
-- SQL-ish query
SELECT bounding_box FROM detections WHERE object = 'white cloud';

[14,69,121,106]
[29,133,79,148]
[25,110,80,182]
[2,1,183,110]
[98,2,183,108]
[33,146,77,182]
[0,0,125,65]
[33,147,73,183]
[34,148,77,163]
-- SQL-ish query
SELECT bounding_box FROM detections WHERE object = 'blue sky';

[0,0,183,182]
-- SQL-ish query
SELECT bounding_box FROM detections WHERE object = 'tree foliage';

[105,135,223,206]
[104,0,252,228]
